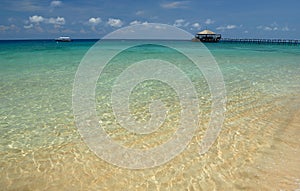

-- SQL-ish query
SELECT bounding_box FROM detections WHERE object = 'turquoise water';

[0,40,300,190]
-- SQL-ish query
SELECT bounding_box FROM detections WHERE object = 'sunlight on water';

[0,40,299,190]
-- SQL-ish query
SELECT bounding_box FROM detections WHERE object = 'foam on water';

[0,40,299,190]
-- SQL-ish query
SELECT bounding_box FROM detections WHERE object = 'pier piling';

[220,38,299,45]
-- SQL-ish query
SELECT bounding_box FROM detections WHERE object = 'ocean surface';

[0,40,300,190]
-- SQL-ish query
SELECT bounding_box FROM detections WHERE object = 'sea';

[0,39,299,190]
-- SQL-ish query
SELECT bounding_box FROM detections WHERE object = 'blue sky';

[0,0,299,39]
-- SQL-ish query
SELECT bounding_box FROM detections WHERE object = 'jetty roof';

[197,29,216,35]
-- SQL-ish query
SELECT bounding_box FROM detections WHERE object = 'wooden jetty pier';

[220,38,299,45]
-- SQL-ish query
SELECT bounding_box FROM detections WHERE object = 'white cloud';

[256,25,263,29]
[129,20,149,26]
[130,20,141,25]
[257,24,290,32]
[88,17,102,25]
[28,15,66,27]
[29,15,44,23]
[107,18,123,27]
[88,17,102,31]
[161,1,189,9]
[47,17,65,25]
[173,19,185,27]
[24,24,33,29]
[216,25,237,30]
[50,0,62,7]
[135,10,145,16]
[205,19,215,25]
[263,26,272,31]
[227,25,237,29]
[192,22,201,30]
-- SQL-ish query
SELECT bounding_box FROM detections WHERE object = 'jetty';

[220,38,299,45]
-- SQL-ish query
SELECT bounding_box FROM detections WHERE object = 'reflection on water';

[0,41,299,190]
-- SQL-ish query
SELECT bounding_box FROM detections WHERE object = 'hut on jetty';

[194,29,221,42]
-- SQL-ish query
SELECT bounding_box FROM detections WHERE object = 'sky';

[0,0,299,39]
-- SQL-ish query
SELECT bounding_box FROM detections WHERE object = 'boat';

[55,36,72,42]
[194,30,221,42]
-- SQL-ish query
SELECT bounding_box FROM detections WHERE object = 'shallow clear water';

[0,40,299,190]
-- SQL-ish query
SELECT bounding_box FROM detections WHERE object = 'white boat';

[55,36,72,42]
